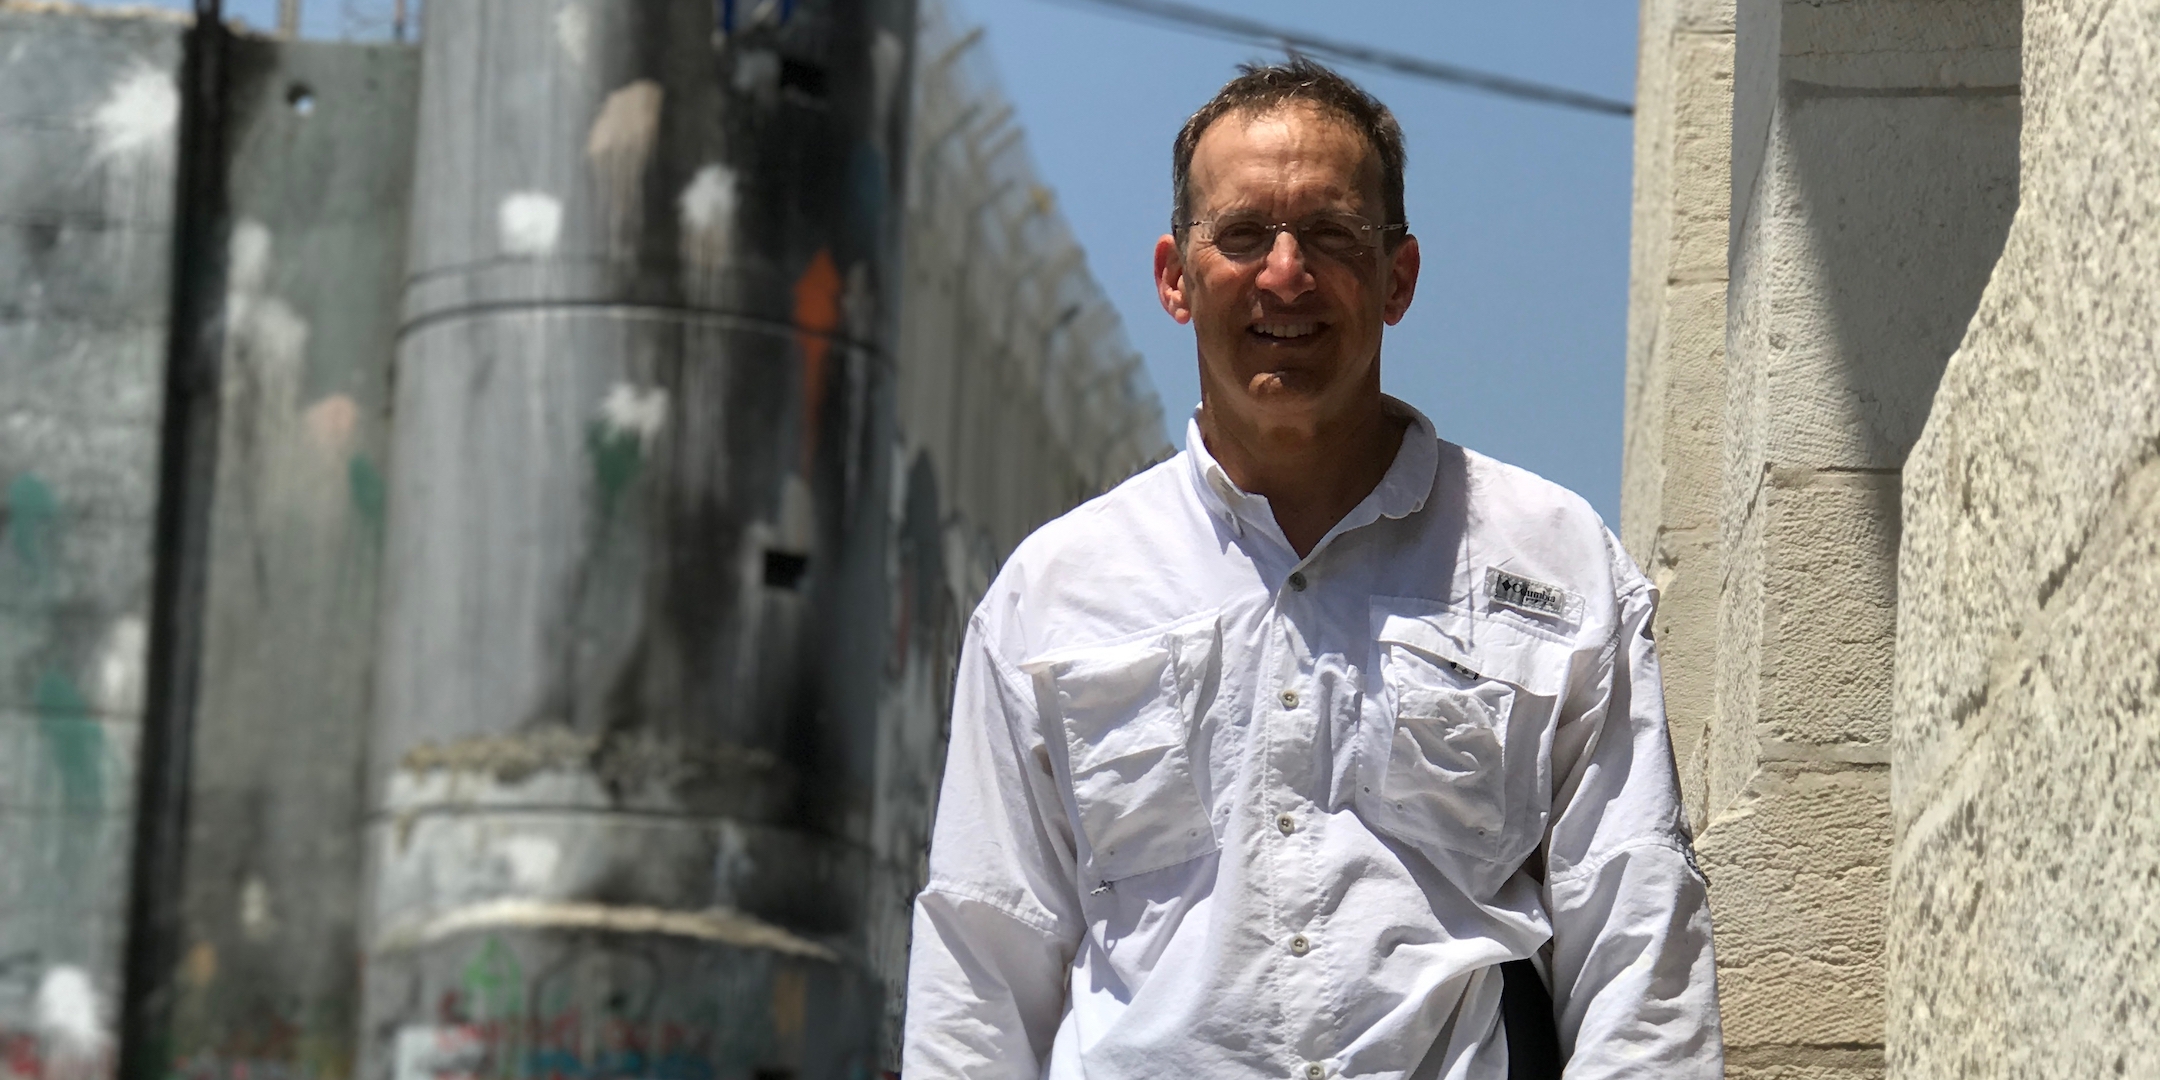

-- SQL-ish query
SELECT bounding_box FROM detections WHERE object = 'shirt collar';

[1183,395,1438,544]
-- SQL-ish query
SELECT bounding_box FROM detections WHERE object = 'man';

[903,59,1720,1079]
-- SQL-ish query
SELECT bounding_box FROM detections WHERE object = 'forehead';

[1188,103,1380,213]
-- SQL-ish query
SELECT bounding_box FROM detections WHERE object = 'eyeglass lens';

[1208,215,1373,259]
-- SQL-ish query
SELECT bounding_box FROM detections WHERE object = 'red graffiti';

[792,249,844,471]
[3,1033,44,1080]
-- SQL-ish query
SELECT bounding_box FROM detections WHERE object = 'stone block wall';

[1627,0,2024,1073]
[1620,0,1732,823]
[1712,0,2020,1067]
[1888,0,2160,1073]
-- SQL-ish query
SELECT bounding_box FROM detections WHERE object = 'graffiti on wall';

[386,934,885,1080]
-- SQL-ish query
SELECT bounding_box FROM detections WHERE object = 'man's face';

[1156,104,1419,435]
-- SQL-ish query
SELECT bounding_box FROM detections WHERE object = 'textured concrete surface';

[1699,0,2019,1069]
[1620,0,1731,826]
[1889,0,2160,1073]
[363,2,922,1077]
[0,8,182,1075]
[0,3,1165,1078]
[169,33,418,1080]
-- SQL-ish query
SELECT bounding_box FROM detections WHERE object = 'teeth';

[1253,322,1318,338]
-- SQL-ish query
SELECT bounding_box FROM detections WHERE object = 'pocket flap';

[1372,597,1571,698]
[1042,639,1183,770]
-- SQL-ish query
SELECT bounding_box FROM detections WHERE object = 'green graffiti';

[6,473,58,570]
[348,455,386,536]
[461,936,524,1020]
[34,670,102,812]
[586,424,643,517]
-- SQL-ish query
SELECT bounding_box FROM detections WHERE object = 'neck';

[1198,392,1407,558]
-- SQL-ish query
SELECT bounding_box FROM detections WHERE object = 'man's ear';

[1382,233,1421,326]
[1155,234,1193,325]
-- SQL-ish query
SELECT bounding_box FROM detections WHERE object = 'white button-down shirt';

[904,401,1721,1079]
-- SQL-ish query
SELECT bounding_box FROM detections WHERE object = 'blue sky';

[959,0,1639,522]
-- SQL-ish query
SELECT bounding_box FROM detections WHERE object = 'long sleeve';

[1541,545,1723,1077]
[903,612,1085,1078]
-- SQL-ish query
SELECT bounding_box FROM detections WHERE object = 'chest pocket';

[1361,598,1573,892]
[1385,665,1516,857]
[1026,616,1221,883]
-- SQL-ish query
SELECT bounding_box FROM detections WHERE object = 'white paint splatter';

[229,218,273,294]
[34,966,106,1059]
[678,163,738,283]
[711,820,755,908]
[597,383,668,451]
[871,29,904,144]
[497,835,560,890]
[679,164,737,236]
[497,192,563,257]
[395,1024,487,1080]
[91,64,178,162]
[94,615,146,718]
[586,81,665,257]
[553,4,590,66]
[240,875,276,938]
[244,295,310,370]
[732,50,780,103]
[225,219,311,390]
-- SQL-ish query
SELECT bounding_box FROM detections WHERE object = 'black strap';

[1500,957,1563,1080]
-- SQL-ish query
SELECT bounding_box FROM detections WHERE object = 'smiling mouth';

[1250,321,1324,340]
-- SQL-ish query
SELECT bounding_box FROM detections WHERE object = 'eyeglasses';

[1176,212,1407,261]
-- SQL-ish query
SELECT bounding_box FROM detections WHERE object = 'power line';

[1033,0,1634,118]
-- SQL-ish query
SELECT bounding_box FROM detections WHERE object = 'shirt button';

[1289,934,1311,956]
[1280,689,1299,709]
[1276,813,1297,835]
[1287,571,1308,592]
[1304,1064,1325,1080]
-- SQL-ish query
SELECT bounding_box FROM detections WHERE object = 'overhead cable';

[1034,0,1634,118]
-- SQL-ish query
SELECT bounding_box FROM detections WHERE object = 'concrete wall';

[0,4,1165,1078]
[1888,0,2160,1073]
[0,9,184,1078]
[171,34,418,1080]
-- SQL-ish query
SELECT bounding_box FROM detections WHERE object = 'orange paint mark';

[182,941,219,988]
[769,966,808,1042]
[792,249,843,469]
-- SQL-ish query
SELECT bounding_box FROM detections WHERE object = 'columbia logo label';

[1487,568,1578,621]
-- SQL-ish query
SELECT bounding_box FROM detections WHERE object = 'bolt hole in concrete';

[778,57,826,98]
[763,550,809,589]
[286,83,315,116]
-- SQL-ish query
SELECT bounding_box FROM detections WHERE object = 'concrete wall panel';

[0,8,182,1074]
[169,33,419,1080]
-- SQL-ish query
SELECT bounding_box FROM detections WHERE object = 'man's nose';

[1256,229,1315,302]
